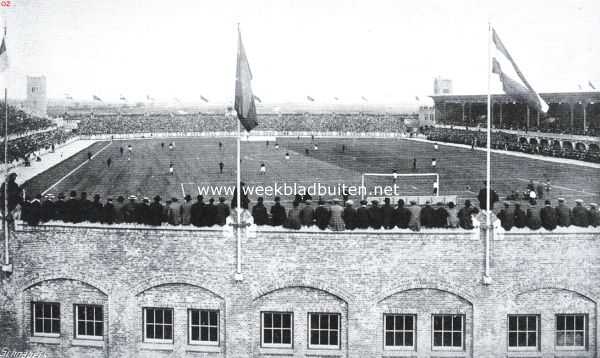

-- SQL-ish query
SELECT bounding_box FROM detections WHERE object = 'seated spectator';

[270,196,286,226]
[589,203,599,227]
[300,199,315,227]
[368,200,383,229]
[394,199,411,229]
[204,198,217,226]
[148,196,163,226]
[407,200,421,231]
[555,198,571,227]
[446,201,459,228]
[103,197,116,224]
[420,200,435,228]
[540,200,558,231]
[283,201,302,230]
[497,201,515,231]
[435,202,449,228]
[342,200,357,230]
[526,200,542,230]
[572,199,590,227]
[458,200,477,230]
[252,197,269,225]
[355,200,370,229]
[328,199,345,231]
[513,203,527,228]
[315,199,331,230]
[215,197,229,226]
[382,198,395,229]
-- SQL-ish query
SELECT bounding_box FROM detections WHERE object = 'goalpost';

[360,172,440,201]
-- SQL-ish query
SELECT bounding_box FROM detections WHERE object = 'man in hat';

[0,172,22,214]
[191,195,205,227]
[148,196,164,226]
[572,199,590,227]
[181,194,193,225]
[89,194,104,223]
[315,198,331,230]
[555,198,571,227]
[497,201,515,231]
[78,192,93,222]
[355,200,370,229]
[204,198,217,226]
[457,200,476,230]
[382,198,395,229]
[434,202,449,228]
[407,200,421,231]
[169,197,183,225]
[114,195,126,223]
[477,181,499,211]
[138,197,151,224]
[328,198,345,231]
[420,200,436,228]
[270,196,286,226]
[53,192,66,221]
[64,190,80,223]
[368,200,383,229]
[394,199,411,229]
[588,203,599,227]
[24,194,42,226]
[252,197,269,225]
[300,199,315,227]
[40,194,55,223]
[540,200,558,231]
[513,203,527,228]
[526,199,542,230]
[342,200,357,230]
[215,197,230,226]
[102,197,116,224]
[123,195,139,223]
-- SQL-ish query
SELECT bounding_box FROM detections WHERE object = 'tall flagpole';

[235,24,243,279]
[3,23,9,268]
[484,22,492,283]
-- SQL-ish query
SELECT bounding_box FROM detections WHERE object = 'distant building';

[434,77,453,95]
[25,75,48,117]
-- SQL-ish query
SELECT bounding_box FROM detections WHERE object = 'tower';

[25,75,48,117]
[433,77,452,95]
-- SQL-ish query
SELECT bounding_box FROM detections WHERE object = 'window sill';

[72,339,104,347]
[257,347,295,356]
[382,350,417,357]
[29,336,60,345]
[140,343,173,351]
[305,349,343,357]
[185,345,222,353]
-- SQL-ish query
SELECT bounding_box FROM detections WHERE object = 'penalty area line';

[42,141,113,196]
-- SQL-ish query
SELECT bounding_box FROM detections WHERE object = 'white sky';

[2,0,599,104]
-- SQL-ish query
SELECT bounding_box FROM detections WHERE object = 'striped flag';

[93,95,102,102]
[200,95,209,103]
[64,93,73,100]
[120,94,127,101]
[0,35,8,73]
[253,95,262,103]
[306,96,315,102]
[590,81,596,90]
[146,94,153,101]
[234,27,258,131]
[491,27,548,113]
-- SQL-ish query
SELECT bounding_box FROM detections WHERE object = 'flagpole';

[235,23,243,280]
[484,22,492,283]
[4,87,8,267]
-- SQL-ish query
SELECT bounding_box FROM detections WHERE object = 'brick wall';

[0,225,598,358]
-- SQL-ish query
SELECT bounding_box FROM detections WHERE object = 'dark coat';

[315,205,331,230]
[53,199,66,221]
[64,198,80,223]
[382,203,395,229]
[215,202,230,226]
[342,206,357,230]
[555,204,571,227]
[148,202,163,226]
[191,201,204,227]
[498,207,515,231]
[514,207,527,228]
[137,203,150,224]
[435,207,449,228]
[252,203,269,225]
[572,205,590,227]
[89,200,103,223]
[78,199,93,222]
[458,206,477,230]
[300,205,315,226]
[24,200,41,226]
[122,201,139,223]
[356,206,370,229]
[270,203,286,226]
[477,188,499,210]
[204,203,217,226]
[368,205,383,229]
[394,207,411,229]
[540,205,558,231]
[102,203,116,224]
[526,205,542,230]
[40,200,54,222]
[284,207,302,230]
[420,205,436,228]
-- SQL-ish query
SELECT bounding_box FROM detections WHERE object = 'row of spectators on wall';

[0,129,74,164]
[75,112,407,135]
[0,103,55,136]
[424,127,600,163]
[16,190,599,231]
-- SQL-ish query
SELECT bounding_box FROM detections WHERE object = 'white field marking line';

[42,141,112,195]
[515,178,596,196]
[181,183,186,197]
[411,186,418,190]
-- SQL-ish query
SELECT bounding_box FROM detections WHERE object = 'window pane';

[200,311,208,325]
[575,332,584,346]
[273,314,281,328]
[86,322,94,335]
[191,310,199,325]
[509,316,517,331]
[385,316,394,331]
[44,320,51,333]
[385,332,394,346]
[443,332,451,346]
[43,304,51,318]
[443,316,452,330]
[434,316,442,331]
[95,322,103,336]
[395,315,402,330]
[273,329,282,344]
[201,326,208,341]
[330,315,338,330]
[282,314,290,328]
[527,316,537,330]
[518,332,526,346]
[164,325,172,340]
[146,309,154,324]
[264,329,272,344]
[209,327,218,342]
[282,329,290,344]
[320,331,328,345]
[518,316,526,330]
[565,332,574,346]
[508,332,517,347]
[453,315,462,330]
[155,325,163,339]
[556,331,565,346]
[566,316,574,330]
[556,316,565,330]
[95,307,103,320]
[155,311,163,324]
[453,332,462,347]
[405,315,413,330]
[51,319,60,334]
[35,304,42,317]
[86,306,94,319]
[310,331,319,345]
[53,304,59,319]
[330,331,338,346]
[575,315,584,330]
[310,314,318,328]
[264,313,272,328]
[395,332,403,346]
[210,311,218,326]
[191,326,199,341]
[35,319,43,333]
[433,332,442,346]
[164,311,172,324]
[527,332,536,347]
[320,315,329,329]
[78,306,85,320]
[405,332,413,346]
[146,325,154,339]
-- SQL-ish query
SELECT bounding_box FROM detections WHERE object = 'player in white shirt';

[259,163,266,175]
[433,181,439,195]
[169,162,174,176]
[431,158,437,170]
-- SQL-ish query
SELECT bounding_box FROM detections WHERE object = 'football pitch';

[22,137,600,206]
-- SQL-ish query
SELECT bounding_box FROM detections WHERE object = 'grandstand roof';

[430,91,600,104]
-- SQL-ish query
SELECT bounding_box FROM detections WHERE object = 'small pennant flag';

[64,93,73,100]
[234,26,258,132]
[93,95,102,102]
[491,27,548,113]
[0,35,8,73]
[361,96,368,102]
[253,95,262,103]
[306,96,315,102]
[120,94,127,101]
[146,94,153,101]
[200,95,209,103]
[590,81,596,90]
[415,96,420,101]
[578,84,583,90]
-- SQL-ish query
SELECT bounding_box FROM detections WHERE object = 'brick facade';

[0,224,598,358]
